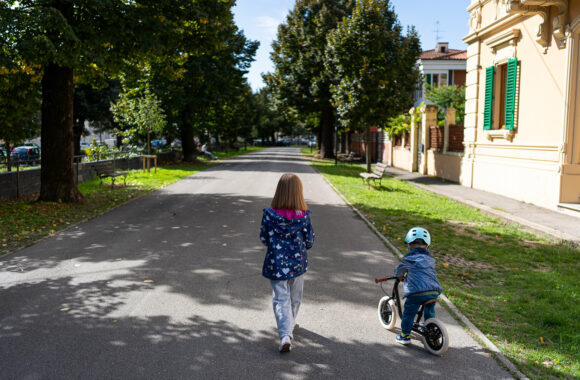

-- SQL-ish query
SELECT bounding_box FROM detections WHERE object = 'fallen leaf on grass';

[442,263,449,268]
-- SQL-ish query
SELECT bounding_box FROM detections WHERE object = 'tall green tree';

[326,0,421,171]
[266,0,354,158]
[2,1,179,202]
[148,0,258,161]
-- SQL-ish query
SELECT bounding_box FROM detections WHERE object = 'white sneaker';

[279,335,291,352]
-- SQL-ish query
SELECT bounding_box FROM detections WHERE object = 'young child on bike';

[260,173,315,352]
[394,227,442,345]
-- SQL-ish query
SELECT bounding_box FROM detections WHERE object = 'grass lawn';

[303,151,579,379]
[0,147,263,257]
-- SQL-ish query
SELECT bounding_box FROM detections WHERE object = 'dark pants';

[401,293,438,335]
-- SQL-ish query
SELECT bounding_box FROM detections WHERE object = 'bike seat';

[421,299,438,306]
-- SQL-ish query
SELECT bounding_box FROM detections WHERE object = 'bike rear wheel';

[421,318,449,355]
[377,296,398,330]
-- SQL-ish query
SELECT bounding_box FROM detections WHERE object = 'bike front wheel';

[421,318,449,356]
[377,296,398,330]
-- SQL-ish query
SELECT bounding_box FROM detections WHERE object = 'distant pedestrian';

[260,173,315,352]
[201,143,217,160]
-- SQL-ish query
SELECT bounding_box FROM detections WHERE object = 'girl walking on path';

[260,174,315,352]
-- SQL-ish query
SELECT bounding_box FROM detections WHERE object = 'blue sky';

[233,0,471,92]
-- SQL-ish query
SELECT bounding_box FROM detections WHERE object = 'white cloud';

[255,15,282,40]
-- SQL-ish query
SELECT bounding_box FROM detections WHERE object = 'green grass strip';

[0,147,262,257]
[308,156,579,379]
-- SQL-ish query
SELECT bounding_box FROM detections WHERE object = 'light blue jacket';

[394,247,442,297]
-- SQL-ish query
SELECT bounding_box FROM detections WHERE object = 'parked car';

[22,142,40,148]
[151,139,167,148]
[11,146,41,165]
[307,139,317,147]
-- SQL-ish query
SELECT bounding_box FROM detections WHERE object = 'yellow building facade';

[462,0,580,210]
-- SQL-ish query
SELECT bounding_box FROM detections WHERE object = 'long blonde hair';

[271,173,308,210]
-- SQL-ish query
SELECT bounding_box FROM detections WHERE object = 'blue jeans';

[401,293,438,335]
[270,275,304,339]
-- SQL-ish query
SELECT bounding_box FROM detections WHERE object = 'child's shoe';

[279,336,291,352]
[395,332,411,345]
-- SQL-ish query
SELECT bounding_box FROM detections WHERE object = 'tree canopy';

[426,85,466,124]
[1,0,257,201]
[0,63,41,163]
[266,0,355,158]
[326,0,421,170]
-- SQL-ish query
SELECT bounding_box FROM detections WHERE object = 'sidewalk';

[383,166,580,245]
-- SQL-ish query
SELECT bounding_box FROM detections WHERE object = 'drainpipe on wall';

[409,107,418,172]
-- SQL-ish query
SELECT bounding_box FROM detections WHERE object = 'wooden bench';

[338,151,361,164]
[91,161,129,188]
[360,162,387,187]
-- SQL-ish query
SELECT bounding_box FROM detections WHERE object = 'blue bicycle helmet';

[404,227,431,248]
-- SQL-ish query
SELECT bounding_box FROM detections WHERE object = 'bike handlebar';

[374,276,399,283]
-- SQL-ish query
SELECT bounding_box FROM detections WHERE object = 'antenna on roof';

[434,21,445,42]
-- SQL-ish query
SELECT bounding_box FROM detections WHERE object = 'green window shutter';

[483,66,494,130]
[504,57,518,130]
[426,73,431,86]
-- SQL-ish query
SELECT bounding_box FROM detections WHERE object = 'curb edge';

[314,167,527,380]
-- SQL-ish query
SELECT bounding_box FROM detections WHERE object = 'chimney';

[436,42,449,53]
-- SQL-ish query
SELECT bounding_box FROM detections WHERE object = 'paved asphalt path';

[0,148,512,379]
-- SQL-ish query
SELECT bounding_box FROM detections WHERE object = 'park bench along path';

[0,147,511,379]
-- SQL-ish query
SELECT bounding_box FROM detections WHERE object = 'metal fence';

[0,150,182,200]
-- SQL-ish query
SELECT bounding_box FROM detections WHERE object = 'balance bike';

[375,276,449,356]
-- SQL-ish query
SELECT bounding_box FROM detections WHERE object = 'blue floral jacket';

[260,208,314,280]
[394,247,442,297]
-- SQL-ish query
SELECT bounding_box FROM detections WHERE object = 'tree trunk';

[5,143,12,172]
[39,64,84,203]
[180,125,195,162]
[366,129,372,173]
[319,106,334,158]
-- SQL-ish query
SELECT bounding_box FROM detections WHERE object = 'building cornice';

[507,0,569,49]
[467,0,493,13]
[464,14,522,44]
[485,28,521,51]
[466,1,569,52]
